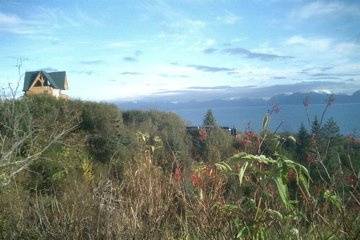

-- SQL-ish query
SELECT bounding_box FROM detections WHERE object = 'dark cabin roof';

[23,71,68,91]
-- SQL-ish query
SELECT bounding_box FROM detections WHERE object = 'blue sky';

[0,0,359,100]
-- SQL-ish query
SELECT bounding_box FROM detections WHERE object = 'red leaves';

[173,164,217,188]
[345,174,358,188]
[198,128,208,142]
[347,134,360,145]
[305,153,317,165]
[287,169,297,182]
[191,166,217,189]
[174,166,182,182]
[191,173,203,188]
[235,131,260,154]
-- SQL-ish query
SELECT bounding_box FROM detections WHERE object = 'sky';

[0,0,359,101]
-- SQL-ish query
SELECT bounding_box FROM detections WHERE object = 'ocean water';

[172,103,360,135]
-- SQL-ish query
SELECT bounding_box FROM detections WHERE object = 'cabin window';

[34,79,43,87]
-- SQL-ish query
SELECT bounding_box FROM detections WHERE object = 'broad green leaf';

[242,154,276,164]
[229,152,247,161]
[288,135,296,143]
[324,190,342,210]
[298,172,310,196]
[238,162,248,186]
[229,152,276,164]
[266,209,283,220]
[220,204,239,213]
[236,227,249,239]
[274,176,291,209]
[215,162,232,172]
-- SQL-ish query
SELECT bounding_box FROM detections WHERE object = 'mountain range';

[116,90,360,111]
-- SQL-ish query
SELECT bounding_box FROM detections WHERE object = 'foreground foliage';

[0,95,359,239]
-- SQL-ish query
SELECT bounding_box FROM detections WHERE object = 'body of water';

[173,103,360,134]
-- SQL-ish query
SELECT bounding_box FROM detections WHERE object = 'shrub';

[27,159,67,194]
[123,110,190,172]
[80,102,123,135]
[79,102,131,163]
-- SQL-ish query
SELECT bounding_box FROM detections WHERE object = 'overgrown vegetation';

[0,94,359,239]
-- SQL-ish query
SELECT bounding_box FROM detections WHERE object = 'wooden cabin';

[23,71,69,98]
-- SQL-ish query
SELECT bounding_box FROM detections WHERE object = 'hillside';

[0,95,359,239]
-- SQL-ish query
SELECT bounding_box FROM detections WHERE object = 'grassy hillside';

[0,95,359,239]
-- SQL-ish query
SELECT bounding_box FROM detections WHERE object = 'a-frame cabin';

[23,71,69,98]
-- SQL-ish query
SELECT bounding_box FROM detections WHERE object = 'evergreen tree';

[311,116,321,137]
[296,123,310,164]
[203,109,217,127]
[320,118,341,172]
[321,117,340,139]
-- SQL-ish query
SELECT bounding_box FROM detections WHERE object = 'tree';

[296,123,310,164]
[321,117,340,140]
[320,118,341,172]
[0,95,75,187]
[203,109,217,127]
[311,116,321,137]
[0,64,76,187]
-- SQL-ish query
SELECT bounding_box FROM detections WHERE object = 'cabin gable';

[23,70,68,99]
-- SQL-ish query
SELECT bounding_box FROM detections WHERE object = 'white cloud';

[74,8,103,27]
[229,65,298,83]
[0,12,21,25]
[285,35,360,55]
[105,41,134,49]
[331,63,360,75]
[86,73,193,101]
[0,8,103,36]
[165,18,206,34]
[286,35,332,51]
[141,0,206,33]
[0,8,79,35]
[155,64,198,75]
[204,39,216,47]
[189,38,217,51]
[183,19,206,29]
[0,11,37,34]
[334,42,360,55]
[217,11,241,25]
[292,1,360,19]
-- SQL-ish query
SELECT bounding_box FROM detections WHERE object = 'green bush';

[27,159,67,194]
[202,127,235,162]
[123,110,190,171]
[80,102,123,135]
[188,109,236,162]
